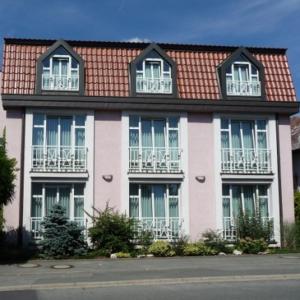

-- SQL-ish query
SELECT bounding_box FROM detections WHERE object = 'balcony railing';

[226,80,261,96]
[136,77,172,94]
[129,147,182,173]
[30,217,86,240]
[223,216,273,241]
[133,217,183,240]
[32,146,87,172]
[221,148,271,174]
[42,74,79,91]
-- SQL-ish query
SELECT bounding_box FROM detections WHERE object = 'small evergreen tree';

[0,128,17,207]
[41,204,87,258]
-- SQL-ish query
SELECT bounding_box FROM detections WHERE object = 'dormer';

[36,40,84,95]
[218,47,265,100]
[130,43,177,97]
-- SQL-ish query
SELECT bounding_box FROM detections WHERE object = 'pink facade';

[188,113,216,240]
[278,115,295,223]
[94,111,122,211]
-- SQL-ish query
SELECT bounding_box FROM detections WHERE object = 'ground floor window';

[129,183,179,219]
[222,184,269,219]
[31,183,85,219]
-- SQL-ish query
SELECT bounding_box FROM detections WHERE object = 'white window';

[136,51,172,94]
[226,60,261,96]
[32,114,86,172]
[42,46,79,91]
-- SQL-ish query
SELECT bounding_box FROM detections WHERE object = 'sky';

[0,0,299,97]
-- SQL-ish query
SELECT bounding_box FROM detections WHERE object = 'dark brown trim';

[129,43,178,98]
[4,37,287,55]
[2,94,299,114]
[35,39,85,96]
[218,47,266,101]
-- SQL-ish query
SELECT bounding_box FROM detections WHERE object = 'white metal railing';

[223,216,273,240]
[221,148,271,174]
[129,147,182,173]
[42,74,79,91]
[226,80,261,96]
[30,217,86,240]
[133,217,183,240]
[32,146,87,172]
[136,77,172,94]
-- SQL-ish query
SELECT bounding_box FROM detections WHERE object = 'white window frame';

[31,183,85,220]
[129,183,180,221]
[137,58,171,80]
[226,61,259,83]
[222,184,270,219]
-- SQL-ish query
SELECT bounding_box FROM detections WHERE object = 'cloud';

[125,37,152,43]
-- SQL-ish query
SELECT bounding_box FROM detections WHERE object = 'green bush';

[116,252,131,258]
[183,242,217,256]
[294,192,300,222]
[41,204,87,258]
[171,235,189,256]
[236,211,273,242]
[136,230,154,254]
[148,241,175,257]
[89,204,135,254]
[238,238,268,254]
[282,221,300,250]
[202,229,233,254]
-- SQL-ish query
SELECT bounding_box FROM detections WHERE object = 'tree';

[40,204,87,258]
[0,128,17,206]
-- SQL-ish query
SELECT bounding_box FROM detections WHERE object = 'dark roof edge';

[3,37,287,55]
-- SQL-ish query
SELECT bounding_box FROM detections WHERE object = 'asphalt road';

[0,254,300,299]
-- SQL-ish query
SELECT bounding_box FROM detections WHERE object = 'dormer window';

[218,48,264,100]
[36,40,84,95]
[42,47,79,91]
[130,43,177,97]
[226,60,260,96]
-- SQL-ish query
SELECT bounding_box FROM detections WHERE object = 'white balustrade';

[223,216,273,241]
[136,77,172,94]
[221,148,271,174]
[129,147,182,173]
[226,80,261,96]
[133,217,183,240]
[30,217,86,240]
[42,74,79,91]
[32,146,87,172]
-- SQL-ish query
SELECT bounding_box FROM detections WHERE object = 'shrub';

[40,204,87,258]
[283,221,300,250]
[116,252,131,258]
[136,230,154,254]
[238,238,268,254]
[294,192,300,222]
[148,241,175,257]
[89,204,135,254]
[183,242,217,256]
[202,229,233,254]
[171,235,189,256]
[236,211,273,242]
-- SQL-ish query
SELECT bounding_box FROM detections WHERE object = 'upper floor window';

[42,47,79,91]
[36,40,84,95]
[130,43,177,97]
[218,48,264,100]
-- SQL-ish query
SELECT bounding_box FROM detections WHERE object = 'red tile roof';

[1,39,297,101]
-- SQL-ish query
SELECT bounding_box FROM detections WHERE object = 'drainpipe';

[18,108,25,247]
[275,114,284,247]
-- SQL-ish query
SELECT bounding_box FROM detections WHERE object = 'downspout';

[275,114,284,247]
[18,108,25,247]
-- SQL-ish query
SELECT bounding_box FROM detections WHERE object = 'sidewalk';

[0,255,300,291]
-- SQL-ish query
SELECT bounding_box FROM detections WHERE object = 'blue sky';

[0,0,300,97]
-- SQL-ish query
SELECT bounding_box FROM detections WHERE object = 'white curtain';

[45,187,57,216]
[129,184,139,218]
[59,187,70,217]
[169,184,179,218]
[154,185,165,218]
[243,186,255,216]
[141,185,152,218]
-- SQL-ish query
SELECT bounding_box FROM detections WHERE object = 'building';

[291,116,300,191]
[0,38,298,245]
